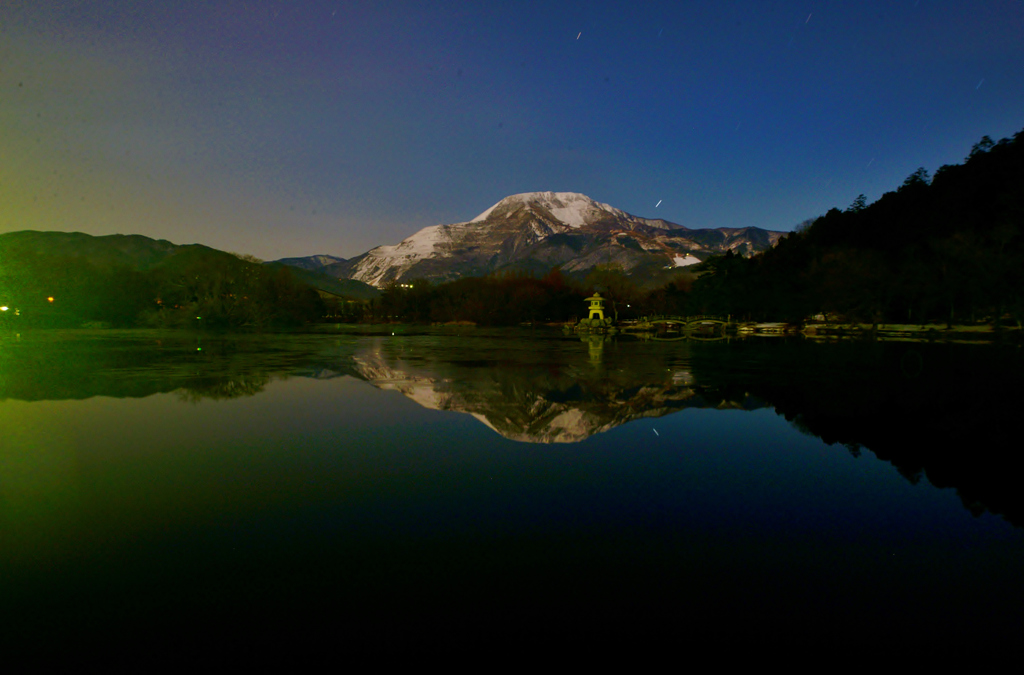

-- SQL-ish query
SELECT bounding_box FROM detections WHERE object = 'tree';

[846,194,867,213]
[968,135,994,160]
[901,167,930,190]
[582,265,640,318]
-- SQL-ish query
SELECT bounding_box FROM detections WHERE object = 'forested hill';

[688,130,1024,325]
[0,231,326,328]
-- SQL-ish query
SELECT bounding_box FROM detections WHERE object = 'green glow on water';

[0,329,1021,639]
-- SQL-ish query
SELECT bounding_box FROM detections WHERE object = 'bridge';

[569,313,735,338]
[623,315,732,331]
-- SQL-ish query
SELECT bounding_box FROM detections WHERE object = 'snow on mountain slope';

[346,236,440,288]
[349,192,634,286]
[469,191,685,231]
[673,255,702,267]
[470,192,628,227]
[341,191,780,287]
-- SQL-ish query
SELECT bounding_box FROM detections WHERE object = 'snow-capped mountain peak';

[332,191,783,287]
[471,191,630,228]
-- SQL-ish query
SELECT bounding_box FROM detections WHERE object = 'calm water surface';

[1,327,1021,641]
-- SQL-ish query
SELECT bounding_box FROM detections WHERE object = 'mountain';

[263,262,380,300]
[327,192,785,287]
[269,254,346,271]
[1,230,328,327]
[0,230,188,271]
[266,254,379,300]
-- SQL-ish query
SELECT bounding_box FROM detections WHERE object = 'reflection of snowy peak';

[334,192,784,287]
[351,355,455,412]
[349,347,767,444]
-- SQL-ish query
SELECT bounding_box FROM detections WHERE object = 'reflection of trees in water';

[688,338,1024,527]
[0,331,350,402]
[354,334,1024,526]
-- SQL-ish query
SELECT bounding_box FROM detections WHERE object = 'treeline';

[371,268,586,324]
[0,246,325,329]
[365,265,699,325]
[684,130,1024,325]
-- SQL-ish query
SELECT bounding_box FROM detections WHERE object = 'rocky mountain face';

[323,192,785,288]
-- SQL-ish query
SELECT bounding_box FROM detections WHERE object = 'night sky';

[2,1,1022,260]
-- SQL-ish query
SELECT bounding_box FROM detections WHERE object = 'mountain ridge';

[322,192,785,288]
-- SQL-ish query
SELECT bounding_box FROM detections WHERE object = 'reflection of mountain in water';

[350,334,1024,526]
[350,335,767,443]
[3,328,1021,526]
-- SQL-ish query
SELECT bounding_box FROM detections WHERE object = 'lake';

[1,327,1022,643]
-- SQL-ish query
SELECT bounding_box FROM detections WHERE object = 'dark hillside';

[1,232,325,328]
[263,263,380,301]
[685,129,1024,325]
[0,230,182,270]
